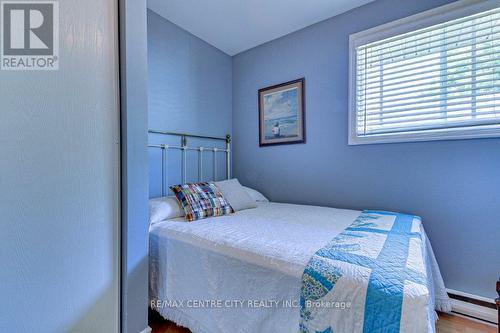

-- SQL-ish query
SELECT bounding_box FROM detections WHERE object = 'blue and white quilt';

[300,211,434,333]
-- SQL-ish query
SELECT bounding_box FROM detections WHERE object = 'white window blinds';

[352,4,500,144]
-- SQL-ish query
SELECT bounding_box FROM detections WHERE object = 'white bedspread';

[149,202,449,333]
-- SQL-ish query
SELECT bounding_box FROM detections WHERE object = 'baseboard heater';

[447,289,498,325]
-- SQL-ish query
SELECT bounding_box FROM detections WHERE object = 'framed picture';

[258,78,305,147]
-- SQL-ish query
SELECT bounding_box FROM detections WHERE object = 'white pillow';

[149,196,185,224]
[215,179,257,212]
[242,186,269,202]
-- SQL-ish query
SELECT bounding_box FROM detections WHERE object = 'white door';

[0,0,120,331]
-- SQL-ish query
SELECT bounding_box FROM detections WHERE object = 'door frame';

[118,0,150,332]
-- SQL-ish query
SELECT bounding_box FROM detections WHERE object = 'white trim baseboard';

[139,326,152,333]
[447,288,496,304]
[450,298,498,325]
[446,288,498,325]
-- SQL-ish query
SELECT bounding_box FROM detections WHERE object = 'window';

[349,1,500,145]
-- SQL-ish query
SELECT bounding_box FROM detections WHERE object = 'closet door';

[0,0,120,332]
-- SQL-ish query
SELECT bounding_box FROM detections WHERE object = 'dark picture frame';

[258,78,306,147]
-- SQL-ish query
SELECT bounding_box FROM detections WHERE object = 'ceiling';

[147,0,374,56]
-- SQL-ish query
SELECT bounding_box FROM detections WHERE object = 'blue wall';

[232,0,500,299]
[148,10,232,137]
[147,10,232,197]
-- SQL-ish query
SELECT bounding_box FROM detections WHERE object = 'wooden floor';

[150,310,497,333]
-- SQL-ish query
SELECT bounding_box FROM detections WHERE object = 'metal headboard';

[148,129,231,196]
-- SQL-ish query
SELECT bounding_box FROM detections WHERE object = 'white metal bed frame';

[148,129,231,196]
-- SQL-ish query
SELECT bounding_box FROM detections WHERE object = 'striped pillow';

[170,182,234,221]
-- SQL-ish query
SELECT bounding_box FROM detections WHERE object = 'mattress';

[149,202,449,333]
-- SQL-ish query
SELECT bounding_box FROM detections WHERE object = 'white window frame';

[348,0,500,145]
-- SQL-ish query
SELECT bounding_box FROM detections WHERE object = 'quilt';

[300,211,434,333]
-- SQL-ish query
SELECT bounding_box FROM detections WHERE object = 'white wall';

[0,0,120,332]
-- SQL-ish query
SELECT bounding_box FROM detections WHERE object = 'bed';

[149,201,451,333]
[148,130,451,333]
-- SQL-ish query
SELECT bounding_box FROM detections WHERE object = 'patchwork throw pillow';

[170,182,234,221]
